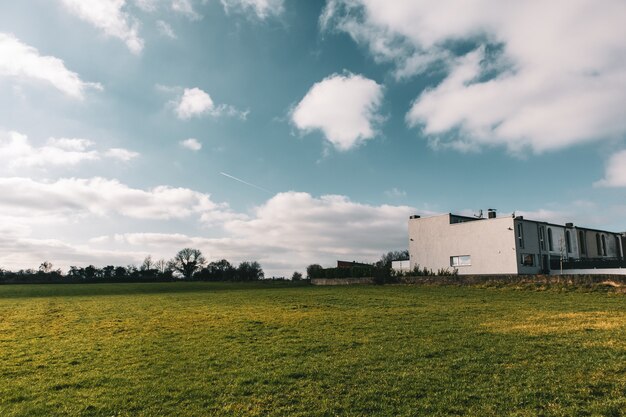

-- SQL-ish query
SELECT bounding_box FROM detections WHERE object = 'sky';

[0,0,625,277]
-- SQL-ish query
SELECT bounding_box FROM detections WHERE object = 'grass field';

[0,282,625,416]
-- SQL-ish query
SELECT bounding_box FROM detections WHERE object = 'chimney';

[487,209,497,219]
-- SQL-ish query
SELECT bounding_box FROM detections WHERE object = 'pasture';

[0,282,624,416]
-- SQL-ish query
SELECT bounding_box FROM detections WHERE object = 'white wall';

[409,214,518,275]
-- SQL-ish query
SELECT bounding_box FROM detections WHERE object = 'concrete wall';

[551,268,626,276]
[409,214,518,275]
[311,277,374,285]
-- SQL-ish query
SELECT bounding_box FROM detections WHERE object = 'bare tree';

[140,255,154,271]
[155,258,168,274]
[168,248,206,280]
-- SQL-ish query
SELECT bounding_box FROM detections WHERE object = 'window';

[521,254,535,266]
[539,227,546,250]
[601,235,607,256]
[579,231,586,255]
[565,231,572,253]
[517,223,524,248]
[450,255,471,267]
[548,228,554,251]
[596,233,602,256]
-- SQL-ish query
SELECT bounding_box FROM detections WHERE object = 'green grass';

[1,282,625,416]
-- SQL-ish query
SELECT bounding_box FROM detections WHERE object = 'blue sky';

[1,0,625,276]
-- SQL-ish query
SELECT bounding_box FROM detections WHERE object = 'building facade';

[408,213,624,275]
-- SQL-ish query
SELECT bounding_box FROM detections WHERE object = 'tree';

[205,259,235,281]
[39,261,53,273]
[140,255,154,271]
[168,248,206,280]
[376,250,409,269]
[306,264,323,279]
[291,271,303,281]
[155,258,168,274]
[235,261,264,281]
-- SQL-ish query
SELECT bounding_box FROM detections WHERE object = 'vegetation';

[0,249,265,284]
[1,283,624,416]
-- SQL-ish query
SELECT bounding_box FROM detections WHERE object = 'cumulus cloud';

[292,73,384,151]
[0,176,227,220]
[94,191,416,276]
[174,87,247,120]
[0,234,147,272]
[322,0,626,154]
[60,0,144,53]
[0,175,419,275]
[0,131,138,170]
[0,33,102,99]
[180,138,202,151]
[220,0,284,19]
[595,150,626,188]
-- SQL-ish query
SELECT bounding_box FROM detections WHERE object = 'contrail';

[220,172,272,194]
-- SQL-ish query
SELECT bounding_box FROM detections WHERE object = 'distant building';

[408,211,624,275]
[391,259,410,273]
[336,260,372,269]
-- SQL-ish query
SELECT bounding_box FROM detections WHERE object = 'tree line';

[0,248,264,284]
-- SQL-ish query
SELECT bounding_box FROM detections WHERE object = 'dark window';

[521,254,535,266]
[596,233,602,256]
[539,227,545,250]
[565,231,572,253]
[601,235,607,256]
[579,231,586,255]
[548,228,553,251]
[517,223,524,249]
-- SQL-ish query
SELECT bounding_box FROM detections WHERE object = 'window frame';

[450,255,471,267]
[520,254,535,266]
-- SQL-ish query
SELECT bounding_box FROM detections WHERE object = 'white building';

[408,212,624,275]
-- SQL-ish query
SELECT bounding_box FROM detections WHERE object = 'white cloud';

[0,131,139,170]
[105,147,140,161]
[220,0,284,19]
[134,0,158,12]
[292,73,384,151]
[0,174,418,276]
[171,0,202,20]
[175,87,214,119]
[174,87,247,120]
[385,188,406,198]
[97,191,416,276]
[595,150,626,188]
[0,176,225,220]
[156,20,177,38]
[0,33,102,99]
[0,234,147,272]
[60,0,144,54]
[180,138,202,151]
[323,0,626,154]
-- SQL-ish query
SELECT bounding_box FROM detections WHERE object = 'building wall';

[514,219,543,274]
[409,214,518,275]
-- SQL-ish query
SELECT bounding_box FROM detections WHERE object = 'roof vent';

[409,215,421,219]
[487,209,497,219]
[565,222,574,227]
